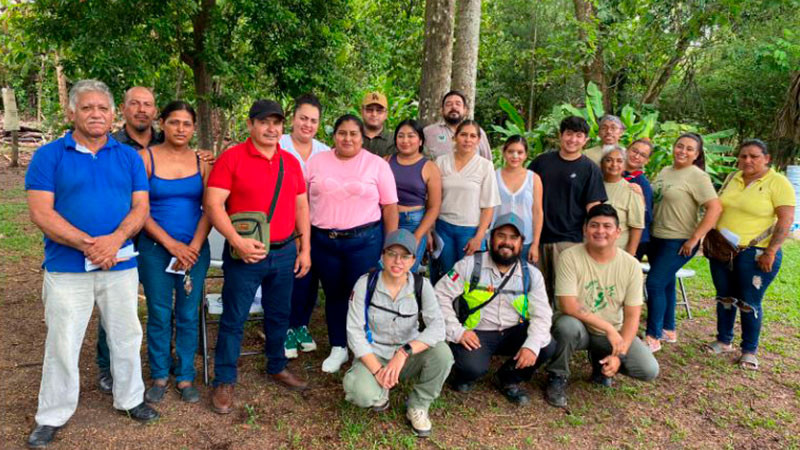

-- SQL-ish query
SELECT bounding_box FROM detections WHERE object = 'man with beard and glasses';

[544,204,658,409]
[423,90,492,161]
[434,213,555,405]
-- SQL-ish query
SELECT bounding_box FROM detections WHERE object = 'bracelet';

[371,367,380,375]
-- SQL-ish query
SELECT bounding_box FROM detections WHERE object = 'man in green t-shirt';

[545,204,659,408]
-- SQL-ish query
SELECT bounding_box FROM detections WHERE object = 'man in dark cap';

[204,100,312,414]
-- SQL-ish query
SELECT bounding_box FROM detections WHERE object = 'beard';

[489,245,519,266]
[444,111,463,126]
[131,122,151,133]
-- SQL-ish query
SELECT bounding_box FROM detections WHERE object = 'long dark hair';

[393,119,425,152]
[676,132,705,170]
[160,100,196,123]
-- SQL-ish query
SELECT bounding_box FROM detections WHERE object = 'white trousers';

[35,269,145,427]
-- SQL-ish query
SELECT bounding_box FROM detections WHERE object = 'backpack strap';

[521,257,530,321]
[363,269,381,344]
[413,272,426,332]
[468,252,484,292]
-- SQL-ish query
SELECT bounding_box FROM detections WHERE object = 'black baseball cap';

[249,100,285,121]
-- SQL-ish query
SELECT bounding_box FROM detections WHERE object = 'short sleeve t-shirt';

[306,149,398,230]
[25,132,149,272]
[716,169,796,247]
[279,134,330,179]
[651,165,717,239]
[555,244,643,335]
[529,151,607,244]
[207,139,306,242]
[584,145,604,166]
[436,152,501,226]
[604,179,645,249]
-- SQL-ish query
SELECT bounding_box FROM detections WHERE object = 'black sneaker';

[144,384,167,403]
[450,381,474,393]
[97,370,113,394]
[545,373,568,408]
[176,385,201,403]
[27,424,59,448]
[591,370,614,388]
[123,403,160,423]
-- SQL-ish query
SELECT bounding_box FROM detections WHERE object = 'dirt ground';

[1,158,799,449]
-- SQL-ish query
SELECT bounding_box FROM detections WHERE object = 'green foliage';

[491,82,737,184]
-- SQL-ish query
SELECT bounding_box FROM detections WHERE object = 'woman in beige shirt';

[600,146,645,255]
[432,120,501,283]
[645,133,722,352]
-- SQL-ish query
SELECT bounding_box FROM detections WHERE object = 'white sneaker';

[406,407,432,437]
[321,346,349,373]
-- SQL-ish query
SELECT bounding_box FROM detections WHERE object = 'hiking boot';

[493,375,530,406]
[321,346,349,373]
[591,369,614,388]
[284,329,298,359]
[124,403,160,423]
[406,407,432,437]
[97,369,113,394]
[545,373,568,408]
[268,369,309,391]
[295,326,317,352]
[27,424,59,448]
[211,384,235,414]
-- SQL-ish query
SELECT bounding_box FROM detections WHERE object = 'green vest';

[459,254,530,330]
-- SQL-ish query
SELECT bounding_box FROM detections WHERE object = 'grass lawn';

[1,162,799,449]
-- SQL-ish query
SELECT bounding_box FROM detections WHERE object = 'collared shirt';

[206,138,306,242]
[716,168,796,247]
[434,252,553,354]
[112,125,163,150]
[423,121,493,161]
[347,273,446,360]
[25,132,149,272]
[278,134,330,178]
[363,128,396,157]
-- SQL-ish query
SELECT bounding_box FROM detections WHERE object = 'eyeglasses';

[384,250,414,262]
[628,148,650,158]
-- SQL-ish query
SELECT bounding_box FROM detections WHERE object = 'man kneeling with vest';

[344,229,454,438]
[435,213,556,405]
[544,204,659,409]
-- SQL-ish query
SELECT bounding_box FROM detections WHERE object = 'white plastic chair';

[640,262,696,319]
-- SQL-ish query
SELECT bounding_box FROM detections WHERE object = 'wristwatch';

[401,343,414,356]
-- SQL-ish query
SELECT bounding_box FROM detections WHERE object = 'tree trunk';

[54,53,69,117]
[572,0,609,111]
[642,34,691,105]
[38,55,45,122]
[419,0,456,126]
[186,0,215,151]
[526,4,539,130]
[451,0,481,117]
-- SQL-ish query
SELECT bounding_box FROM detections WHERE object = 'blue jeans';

[213,241,296,384]
[433,219,484,284]
[645,237,696,338]
[398,209,428,273]
[289,270,319,329]
[311,224,383,347]
[96,322,110,372]
[710,248,782,354]
[137,234,210,382]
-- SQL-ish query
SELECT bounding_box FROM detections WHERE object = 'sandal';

[704,341,735,355]
[738,353,759,371]
[645,336,661,353]
[661,330,677,344]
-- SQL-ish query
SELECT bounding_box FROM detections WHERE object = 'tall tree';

[419,0,456,125]
[451,0,481,116]
[572,0,609,110]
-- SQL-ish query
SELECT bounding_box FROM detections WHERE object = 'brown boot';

[211,384,234,414]
[268,369,309,391]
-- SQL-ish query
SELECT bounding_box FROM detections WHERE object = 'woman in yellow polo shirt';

[645,133,722,352]
[704,140,795,370]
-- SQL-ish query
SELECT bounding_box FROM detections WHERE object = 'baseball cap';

[362,92,388,109]
[492,212,526,241]
[249,100,285,120]
[383,229,417,256]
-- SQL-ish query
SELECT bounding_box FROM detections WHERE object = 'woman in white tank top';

[493,136,543,263]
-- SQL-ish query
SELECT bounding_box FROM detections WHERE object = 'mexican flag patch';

[447,269,459,282]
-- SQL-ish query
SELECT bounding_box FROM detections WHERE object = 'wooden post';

[2,87,21,167]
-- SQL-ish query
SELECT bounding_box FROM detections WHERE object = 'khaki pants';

[35,269,145,427]
[343,342,453,410]
[540,241,579,306]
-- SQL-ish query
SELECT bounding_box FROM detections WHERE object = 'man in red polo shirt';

[205,100,311,414]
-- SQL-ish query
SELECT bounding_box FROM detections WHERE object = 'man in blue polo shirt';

[25,80,159,448]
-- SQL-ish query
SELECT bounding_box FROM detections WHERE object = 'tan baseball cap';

[362,92,388,109]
